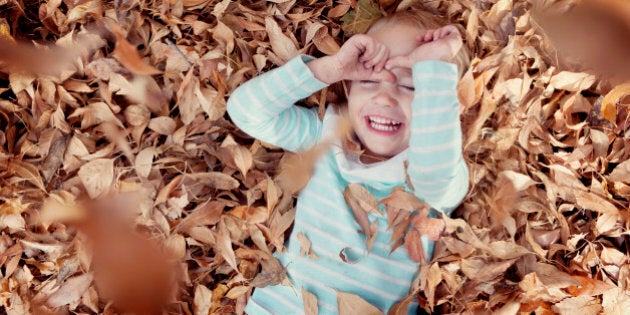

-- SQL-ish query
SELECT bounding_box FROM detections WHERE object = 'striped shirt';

[227,56,468,314]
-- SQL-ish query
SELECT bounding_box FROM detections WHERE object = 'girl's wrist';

[306,56,338,85]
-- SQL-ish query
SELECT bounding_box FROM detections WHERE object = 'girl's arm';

[386,25,468,214]
[227,56,328,152]
[228,35,393,152]
[407,61,468,215]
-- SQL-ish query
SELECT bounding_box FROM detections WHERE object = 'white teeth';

[369,116,401,125]
[368,116,401,132]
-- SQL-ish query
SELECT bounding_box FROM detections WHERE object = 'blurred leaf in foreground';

[534,0,630,83]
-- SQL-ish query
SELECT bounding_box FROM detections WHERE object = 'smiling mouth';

[366,116,403,133]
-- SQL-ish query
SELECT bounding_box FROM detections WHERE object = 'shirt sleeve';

[407,61,469,215]
[226,56,329,152]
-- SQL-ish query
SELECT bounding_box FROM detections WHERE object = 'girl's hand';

[385,25,463,70]
[308,34,395,84]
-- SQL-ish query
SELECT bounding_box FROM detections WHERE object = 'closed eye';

[359,80,378,85]
[400,84,415,92]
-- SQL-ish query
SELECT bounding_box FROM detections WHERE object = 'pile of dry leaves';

[1,0,629,314]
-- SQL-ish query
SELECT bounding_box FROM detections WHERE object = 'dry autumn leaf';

[77,158,114,199]
[302,288,319,315]
[534,0,630,83]
[337,291,382,315]
[109,24,161,75]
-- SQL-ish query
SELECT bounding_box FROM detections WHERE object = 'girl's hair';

[328,3,470,105]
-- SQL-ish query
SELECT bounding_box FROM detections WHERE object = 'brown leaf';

[534,0,630,83]
[552,295,601,315]
[344,183,381,214]
[387,295,414,315]
[276,142,330,195]
[574,190,619,214]
[225,285,249,299]
[265,16,298,63]
[404,229,425,263]
[567,275,616,297]
[175,201,225,233]
[6,159,47,191]
[341,0,382,35]
[78,158,114,199]
[602,81,630,123]
[0,37,78,75]
[134,147,155,178]
[193,284,213,315]
[185,172,240,190]
[46,273,93,308]
[337,291,381,315]
[411,210,445,241]
[109,24,161,75]
[221,135,253,178]
[66,0,103,23]
[302,288,319,315]
[461,258,517,282]
[380,186,427,214]
[84,195,177,314]
[343,183,379,243]
[39,191,85,226]
[148,116,177,135]
[216,218,239,272]
[297,232,318,259]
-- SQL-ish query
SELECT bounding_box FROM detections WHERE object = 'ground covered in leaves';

[1,0,630,314]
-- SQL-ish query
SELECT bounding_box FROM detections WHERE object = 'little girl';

[227,5,469,314]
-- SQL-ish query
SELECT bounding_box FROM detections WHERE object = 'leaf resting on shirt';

[302,288,319,315]
[297,232,318,259]
[337,290,382,315]
[343,183,381,251]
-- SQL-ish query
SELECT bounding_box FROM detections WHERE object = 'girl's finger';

[361,43,377,67]
[358,37,376,62]
[385,55,411,70]
[369,68,396,83]
[372,45,390,71]
[422,30,434,43]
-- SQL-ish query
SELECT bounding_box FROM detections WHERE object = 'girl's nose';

[372,87,398,107]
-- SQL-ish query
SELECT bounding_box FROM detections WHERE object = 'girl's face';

[347,22,424,162]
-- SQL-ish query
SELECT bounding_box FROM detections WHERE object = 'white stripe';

[273,70,302,100]
[248,83,281,117]
[414,73,457,81]
[286,62,316,95]
[289,253,408,301]
[412,105,455,116]
[291,273,338,312]
[230,97,259,123]
[309,243,414,286]
[255,286,303,313]
[259,81,293,114]
[297,219,418,272]
[412,121,460,134]
[317,299,337,313]
[416,184,450,197]
[298,194,394,253]
[301,179,410,251]
[274,112,293,138]
[410,140,459,154]
[407,156,460,173]
[409,177,454,187]
[296,272,420,313]
[413,89,456,97]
